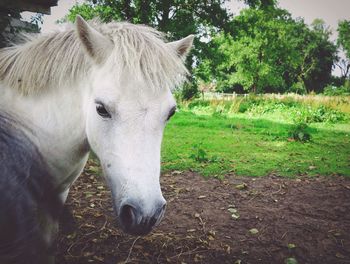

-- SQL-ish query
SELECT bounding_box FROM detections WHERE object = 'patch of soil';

[57,162,350,264]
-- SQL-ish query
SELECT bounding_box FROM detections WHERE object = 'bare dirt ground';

[57,161,350,264]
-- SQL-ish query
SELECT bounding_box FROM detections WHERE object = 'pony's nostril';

[118,200,166,235]
[120,204,136,229]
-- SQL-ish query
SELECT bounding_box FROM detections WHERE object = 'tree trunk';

[139,0,151,25]
[123,0,133,21]
[158,0,171,32]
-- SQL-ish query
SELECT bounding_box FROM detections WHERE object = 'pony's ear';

[167,35,194,59]
[75,15,113,64]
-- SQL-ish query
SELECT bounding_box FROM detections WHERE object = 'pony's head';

[75,16,193,235]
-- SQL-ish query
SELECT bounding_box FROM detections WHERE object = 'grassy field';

[161,95,350,178]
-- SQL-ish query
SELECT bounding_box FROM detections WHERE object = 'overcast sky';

[22,0,350,75]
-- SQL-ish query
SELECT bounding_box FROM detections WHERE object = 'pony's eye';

[96,103,111,118]
[167,106,176,121]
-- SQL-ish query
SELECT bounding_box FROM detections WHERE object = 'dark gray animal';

[0,112,62,264]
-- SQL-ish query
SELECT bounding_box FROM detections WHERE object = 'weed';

[238,101,251,113]
[190,143,209,162]
[288,123,311,142]
[290,105,347,124]
[323,84,350,96]
[189,143,222,163]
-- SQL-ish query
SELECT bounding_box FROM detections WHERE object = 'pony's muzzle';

[118,199,166,236]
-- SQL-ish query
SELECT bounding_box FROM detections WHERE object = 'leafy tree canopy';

[337,20,350,80]
[338,20,350,59]
[241,0,276,9]
[65,0,338,95]
[196,6,337,94]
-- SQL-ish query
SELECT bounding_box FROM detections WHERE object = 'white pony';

[0,15,193,240]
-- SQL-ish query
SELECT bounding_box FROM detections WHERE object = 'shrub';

[290,105,347,123]
[217,82,245,94]
[188,100,210,109]
[238,100,251,113]
[181,81,199,101]
[290,81,307,94]
[173,90,183,104]
[183,94,349,123]
[289,122,311,142]
[323,84,350,96]
[237,96,261,113]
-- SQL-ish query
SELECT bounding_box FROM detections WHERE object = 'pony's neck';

[0,29,94,193]
[0,81,91,192]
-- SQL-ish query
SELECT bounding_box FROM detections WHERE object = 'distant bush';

[323,84,350,96]
[181,81,199,101]
[290,105,347,123]
[290,81,307,94]
[217,82,245,94]
[237,96,262,113]
[235,97,347,124]
[188,100,210,108]
[248,101,288,115]
[238,100,251,113]
[184,95,349,124]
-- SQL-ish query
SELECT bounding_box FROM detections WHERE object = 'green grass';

[161,109,350,178]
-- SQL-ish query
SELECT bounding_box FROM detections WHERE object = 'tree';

[240,0,276,9]
[196,6,337,93]
[65,0,232,99]
[197,7,301,93]
[298,19,337,93]
[337,20,350,80]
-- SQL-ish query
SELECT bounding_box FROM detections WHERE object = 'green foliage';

[285,258,298,264]
[336,20,350,80]
[323,84,350,96]
[301,19,337,93]
[185,95,349,124]
[65,0,338,95]
[196,7,337,94]
[290,81,307,95]
[190,143,208,162]
[239,98,347,124]
[288,122,311,142]
[337,20,350,59]
[181,81,199,101]
[290,105,347,124]
[238,100,251,113]
[241,0,277,9]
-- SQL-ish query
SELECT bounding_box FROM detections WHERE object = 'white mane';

[0,20,188,95]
